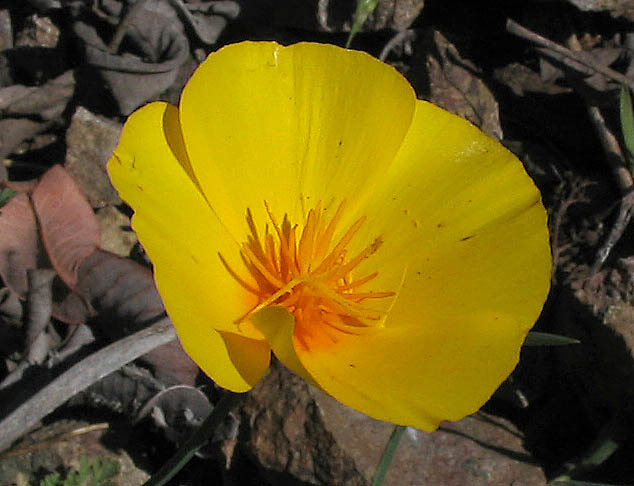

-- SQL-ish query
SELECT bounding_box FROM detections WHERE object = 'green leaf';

[35,458,119,486]
[524,332,580,346]
[620,85,634,165]
[346,0,380,48]
[87,457,119,486]
[40,473,63,486]
[551,415,624,485]
[0,187,16,208]
[64,470,80,486]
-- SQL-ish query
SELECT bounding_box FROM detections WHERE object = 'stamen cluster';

[220,201,394,337]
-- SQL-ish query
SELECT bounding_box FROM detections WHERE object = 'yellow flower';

[107,41,551,431]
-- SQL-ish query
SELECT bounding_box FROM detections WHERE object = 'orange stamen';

[219,201,394,342]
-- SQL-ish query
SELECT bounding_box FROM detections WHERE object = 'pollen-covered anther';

[220,201,395,333]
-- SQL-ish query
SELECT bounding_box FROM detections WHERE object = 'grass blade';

[346,0,380,48]
[372,425,406,486]
[524,331,580,346]
[143,392,242,486]
[619,85,634,163]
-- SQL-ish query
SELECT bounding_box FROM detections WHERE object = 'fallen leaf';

[61,249,198,385]
[168,0,239,45]
[537,46,623,105]
[143,338,199,386]
[32,165,100,288]
[0,117,51,161]
[72,5,190,115]
[494,62,572,97]
[415,30,503,140]
[72,250,162,327]
[136,385,214,444]
[0,192,39,296]
[0,70,74,120]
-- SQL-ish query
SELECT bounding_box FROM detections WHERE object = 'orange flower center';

[219,201,394,342]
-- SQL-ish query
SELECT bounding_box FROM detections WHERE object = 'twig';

[317,0,332,32]
[108,0,150,54]
[25,269,56,364]
[167,0,226,45]
[506,20,634,274]
[587,105,633,193]
[0,269,57,391]
[506,19,634,93]
[379,29,416,62]
[0,318,175,453]
[586,106,634,274]
[0,423,109,459]
[590,190,634,274]
[47,324,95,366]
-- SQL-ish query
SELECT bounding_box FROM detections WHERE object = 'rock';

[96,206,137,257]
[310,390,546,486]
[564,0,634,21]
[65,107,122,208]
[238,363,365,486]
[236,363,546,486]
[15,14,59,48]
[0,10,12,51]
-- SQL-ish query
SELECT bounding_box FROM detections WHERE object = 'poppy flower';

[107,41,550,431]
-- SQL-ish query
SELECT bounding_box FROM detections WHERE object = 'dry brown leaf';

[32,165,100,288]
[63,249,198,386]
[0,192,39,296]
[416,30,503,140]
[72,5,190,115]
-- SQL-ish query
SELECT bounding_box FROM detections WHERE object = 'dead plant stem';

[0,319,175,453]
[506,19,634,92]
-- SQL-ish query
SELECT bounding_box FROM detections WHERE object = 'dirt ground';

[1,1,634,485]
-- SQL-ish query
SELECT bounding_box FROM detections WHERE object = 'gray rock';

[565,0,634,20]
[0,10,12,51]
[64,107,122,208]
[15,14,59,48]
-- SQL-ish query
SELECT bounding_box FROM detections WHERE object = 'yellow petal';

[250,306,316,385]
[179,41,415,240]
[107,101,269,391]
[353,100,551,325]
[294,311,525,431]
[294,100,551,429]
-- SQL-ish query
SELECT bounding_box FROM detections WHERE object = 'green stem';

[372,424,406,486]
[143,391,242,486]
